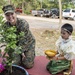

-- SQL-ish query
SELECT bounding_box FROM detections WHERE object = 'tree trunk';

[22,0,24,14]
[58,0,62,29]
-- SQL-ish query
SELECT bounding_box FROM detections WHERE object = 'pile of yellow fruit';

[45,50,57,58]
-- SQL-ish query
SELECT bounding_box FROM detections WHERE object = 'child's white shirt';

[56,36,75,60]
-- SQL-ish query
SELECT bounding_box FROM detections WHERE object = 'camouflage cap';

[2,5,15,14]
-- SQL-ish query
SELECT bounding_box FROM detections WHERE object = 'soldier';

[2,5,35,69]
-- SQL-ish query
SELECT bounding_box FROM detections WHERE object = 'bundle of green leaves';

[0,15,24,73]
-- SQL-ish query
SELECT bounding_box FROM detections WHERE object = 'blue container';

[0,64,29,75]
[12,65,29,75]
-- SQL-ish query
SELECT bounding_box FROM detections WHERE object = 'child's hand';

[52,57,58,60]
[46,55,53,60]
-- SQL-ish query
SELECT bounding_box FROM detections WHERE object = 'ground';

[30,28,75,56]
[30,28,60,56]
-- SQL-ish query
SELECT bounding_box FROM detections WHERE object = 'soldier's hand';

[22,53,26,61]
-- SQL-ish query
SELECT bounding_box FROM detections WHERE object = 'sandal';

[63,60,73,75]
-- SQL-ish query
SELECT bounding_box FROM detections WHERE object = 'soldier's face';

[5,12,17,25]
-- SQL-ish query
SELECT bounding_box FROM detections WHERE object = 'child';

[46,23,75,75]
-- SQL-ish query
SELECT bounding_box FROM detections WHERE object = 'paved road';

[18,15,75,29]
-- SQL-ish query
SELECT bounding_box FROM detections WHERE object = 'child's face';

[61,29,70,40]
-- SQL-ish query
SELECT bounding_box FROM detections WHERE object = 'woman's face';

[5,12,17,25]
[61,29,70,40]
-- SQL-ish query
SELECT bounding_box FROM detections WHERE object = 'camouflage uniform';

[5,18,35,68]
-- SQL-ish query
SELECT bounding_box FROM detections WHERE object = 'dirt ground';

[30,28,75,56]
[30,28,60,56]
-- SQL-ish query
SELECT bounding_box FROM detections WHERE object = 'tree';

[0,15,24,74]
[0,0,74,14]
[62,0,74,9]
